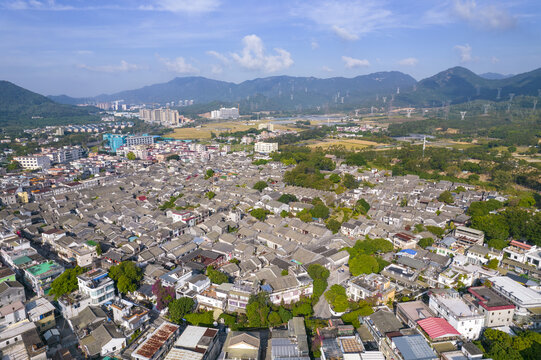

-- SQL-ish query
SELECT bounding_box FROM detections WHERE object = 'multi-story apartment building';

[227,282,254,313]
[254,142,278,154]
[454,226,484,247]
[24,260,64,296]
[25,297,56,333]
[465,286,515,327]
[13,155,51,170]
[428,289,484,340]
[77,268,115,306]
[210,107,239,119]
[139,108,181,126]
[503,241,541,270]
[488,276,541,316]
[346,273,396,305]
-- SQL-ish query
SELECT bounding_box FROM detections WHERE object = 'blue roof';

[399,249,417,255]
[261,284,273,292]
[393,335,437,360]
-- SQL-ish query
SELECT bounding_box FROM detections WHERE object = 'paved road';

[313,267,350,319]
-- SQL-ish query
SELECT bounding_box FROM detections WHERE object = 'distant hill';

[396,66,541,106]
[479,72,514,80]
[52,72,417,111]
[0,81,98,128]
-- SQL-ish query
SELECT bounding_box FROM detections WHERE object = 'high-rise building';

[139,108,180,126]
[13,155,51,170]
[210,107,239,119]
[254,142,278,154]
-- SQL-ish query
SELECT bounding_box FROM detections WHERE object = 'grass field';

[307,138,384,150]
[166,121,297,139]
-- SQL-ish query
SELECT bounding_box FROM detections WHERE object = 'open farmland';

[307,138,384,150]
[165,121,298,140]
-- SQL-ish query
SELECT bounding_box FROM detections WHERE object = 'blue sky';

[1,0,540,97]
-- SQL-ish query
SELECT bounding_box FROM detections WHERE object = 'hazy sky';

[1,0,540,97]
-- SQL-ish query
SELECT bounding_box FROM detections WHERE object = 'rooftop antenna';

[497,88,502,100]
[509,93,515,102]
[406,109,413,118]
[460,111,467,120]
[483,104,490,115]
[382,96,387,104]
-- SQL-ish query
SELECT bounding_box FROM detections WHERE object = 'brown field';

[165,121,298,140]
[308,139,384,150]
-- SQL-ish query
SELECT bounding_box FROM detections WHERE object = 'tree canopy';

[168,297,195,324]
[253,180,268,192]
[49,266,86,300]
[108,261,143,294]
[438,190,454,204]
[206,266,229,284]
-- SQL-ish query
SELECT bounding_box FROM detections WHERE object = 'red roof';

[509,240,531,251]
[138,196,147,201]
[417,317,460,339]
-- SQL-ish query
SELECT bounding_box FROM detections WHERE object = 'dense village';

[0,133,540,360]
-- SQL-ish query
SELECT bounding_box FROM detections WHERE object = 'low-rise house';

[0,280,25,305]
[488,276,541,319]
[391,233,417,249]
[132,322,181,360]
[227,281,257,313]
[271,317,310,360]
[0,301,26,329]
[0,267,16,283]
[428,289,484,340]
[77,268,115,306]
[267,274,313,305]
[163,325,220,360]
[111,299,150,333]
[25,297,56,333]
[220,331,260,360]
[465,286,515,327]
[396,301,435,328]
[24,260,64,296]
[346,274,396,305]
[391,334,438,360]
[453,226,484,247]
[80,323,126,358]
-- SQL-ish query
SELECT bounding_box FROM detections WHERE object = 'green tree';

[278,306,293,323]
[310,204,330,219]
[49,266,86,300]
[341,304,374,327]
[292,300,313,317]
[185,311,214,326]
[344,152,366,166]
[329,173,341,183]
[205,191,216,200]
[281,269,289,276]
[418,237,434,249]
[168,297,195,323]
[108,261,143,294]
[206,266,229,284]
[298,209,313,222]
[166,154,180,161]
[253,180,268,192]
[205,169,215,179]
[6,161,21,171]
[278,193,297,204]
[349,255,379,276]
[250,208,269,221]
[326,219,341,234]
[246,293,270,328]
[268,311,283,327]
[426,226,445,238]
[325,285,349,312]
[438,191,454,204]
[355,199,371,215]
[487,258,499,270]
[126,152,136,160]
[342,173,358,189]
[471,215,509,241]
[95,243,102,256]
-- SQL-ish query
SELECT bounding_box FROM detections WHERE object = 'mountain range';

[48,66,541,110]
[2,66,541,128]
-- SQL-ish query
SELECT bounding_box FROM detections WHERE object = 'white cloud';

[454,44,473,63]
[146,0,220,13]
[77,60,140,73]
[491,56,500,64]
[206,50,229,64]
[158,56,198,73]
[231,34,293,73]
[295,1,393,40]
[332,26,359,41]
[311,41,319,50]
[5,0,73,10]
[321,66,333,72]
[211,64,223,74]
[398,57,419,66]
[342,56,370,68]
[453,0,516,30]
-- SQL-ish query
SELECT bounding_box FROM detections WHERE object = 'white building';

[140,108,181,126]
[428,289,484,340]
[488,276,541,315]
[125,135,154,147]
[254,142,278,154]
[210,107,239,119]
[13,155,51,170]
[77,268,115,306]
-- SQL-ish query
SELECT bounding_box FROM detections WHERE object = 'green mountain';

[52,72,417,111]
[397,66,541,106]
[0,81,98,128]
